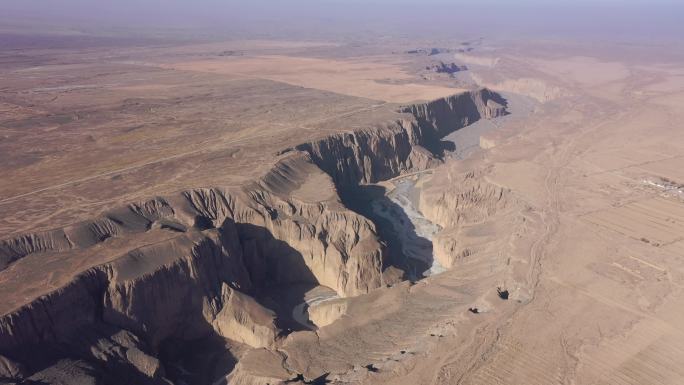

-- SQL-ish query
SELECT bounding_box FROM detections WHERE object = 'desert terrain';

[1,21,684,385]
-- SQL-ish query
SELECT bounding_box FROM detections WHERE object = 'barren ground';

[1,33,684,385]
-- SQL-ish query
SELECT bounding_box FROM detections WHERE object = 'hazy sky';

[1,0,682,41]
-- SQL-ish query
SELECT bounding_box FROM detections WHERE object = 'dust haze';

[2,0,684,41]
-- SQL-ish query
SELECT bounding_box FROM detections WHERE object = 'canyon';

[0,81,509,383]
[1,30,684,385]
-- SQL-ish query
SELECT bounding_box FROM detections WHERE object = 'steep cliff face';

[297,89,507,187]
[403,88,507,137]
[295,120,430,187]
[0,88,508,384]
[0,268,106,354]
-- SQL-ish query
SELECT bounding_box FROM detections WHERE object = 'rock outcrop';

[0,354,24,382]
[224,348,291,385]
[426,61,468,75]
[420,170,510,229]
[307,298,348,328]
[0,229,71,270]
[212,284,278,348]
[420,169,513,268]
[405,47,452,56]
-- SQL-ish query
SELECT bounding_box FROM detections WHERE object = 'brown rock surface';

[2,29,682,385]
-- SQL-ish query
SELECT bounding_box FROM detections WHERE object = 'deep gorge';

[0,88,508,384]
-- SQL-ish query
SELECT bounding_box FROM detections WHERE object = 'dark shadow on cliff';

[159,332,239,385]
[235,223,321,333]
[160,222,327,384]
[339,185,432,282]
[421,134,457,159]
[286,372,331,384]
[4,219,324,385]
[4,323,181,385]
[255,282,320,333]
[486,91,509,110]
